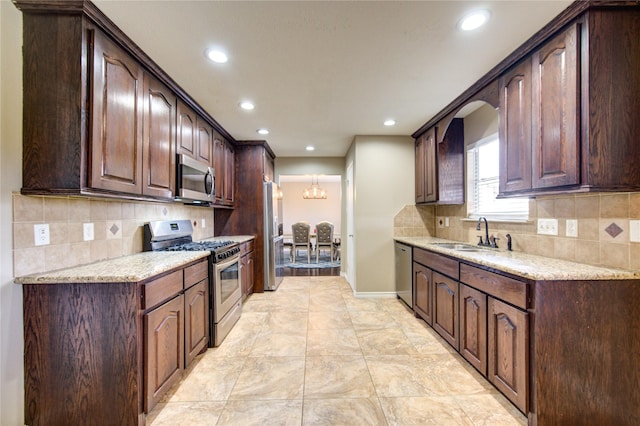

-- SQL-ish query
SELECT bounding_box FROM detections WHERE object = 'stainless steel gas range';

[144,220,242,347]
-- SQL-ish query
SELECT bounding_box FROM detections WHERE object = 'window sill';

[462,217,533,225]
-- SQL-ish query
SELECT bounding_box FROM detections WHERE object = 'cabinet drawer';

[143,270,183,310]
[240,240,254,255]
[460,264,527,309]
[184,259,208,289]
[413,248,459,279]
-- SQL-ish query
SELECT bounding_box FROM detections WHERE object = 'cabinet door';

[460,284,487,375]
[413,262,433,325]
[488,297,528,412]
[424,127,438,203]
[184,279,209,368]
[90,32,144,194]
[433,272,459,350]
[415,135,426,203]
[142,74,176,199]
[213,137,225,204]
[499,58,532,194]
[177,100,197,159]
[145,294,184,413]
[224,142,235,205]
[197,117,213,166]
[531,23,580,189]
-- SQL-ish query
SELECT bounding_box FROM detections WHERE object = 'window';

[466,134,529,220]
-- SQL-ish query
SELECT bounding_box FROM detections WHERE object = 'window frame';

[466,133,529,221]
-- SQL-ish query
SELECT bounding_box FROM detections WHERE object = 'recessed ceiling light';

[306,146,315,151]
[240,101,255,110]
[384,119,396,126]
[459,10,490,31]
[257,128,269,135]
[205,49,228,63]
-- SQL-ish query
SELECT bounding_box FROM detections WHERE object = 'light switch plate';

[34,224,50,246]
[630,220,640,242]
[83,223,94,241]
[566,219,578,238]
[537,218,558,236]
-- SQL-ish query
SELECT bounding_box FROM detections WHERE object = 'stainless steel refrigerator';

[263,181,284,290]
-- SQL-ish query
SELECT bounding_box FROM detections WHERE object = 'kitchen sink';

[432,242,486,252]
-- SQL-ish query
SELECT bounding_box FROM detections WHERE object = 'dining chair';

[314,221,334,263]
[291,222,312,263]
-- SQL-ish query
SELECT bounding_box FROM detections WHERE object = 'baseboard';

[352,291,397,299]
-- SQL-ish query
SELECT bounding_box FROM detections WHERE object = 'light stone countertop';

[15,251,210,284]
[15,235,256,285]
[394,236,640,281]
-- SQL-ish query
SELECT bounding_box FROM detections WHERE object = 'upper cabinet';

[498,11,640,196]
[499,24,580,196]
[415,119,464,205]
[414,4,640,200]
[15,0,236,205]
[213,136,235,206]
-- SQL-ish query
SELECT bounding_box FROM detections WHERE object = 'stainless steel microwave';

[175,154,215,204]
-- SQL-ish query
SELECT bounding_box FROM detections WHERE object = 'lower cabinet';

[144,294,184,412]
[411,246,529,414]
[240,240,255,299]
[488,297,528,412]
[413,262,433,325]
[21,257,210,425]
[433,272,459,350]
[460,283,487,375]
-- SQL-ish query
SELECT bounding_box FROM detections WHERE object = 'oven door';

[213,255,241,323]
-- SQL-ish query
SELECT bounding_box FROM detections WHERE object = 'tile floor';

[148,276,526,425]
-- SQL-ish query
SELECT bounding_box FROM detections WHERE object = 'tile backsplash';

[394,192,640,270]
[12,193,215,277]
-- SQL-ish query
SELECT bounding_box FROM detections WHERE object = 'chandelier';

[302,175,327,199]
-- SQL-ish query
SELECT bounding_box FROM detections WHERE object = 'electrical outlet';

[537,218,558,236]
[83,223,94,241]
[34,224,50,246]
[566,219,578,238]
[630,220,640,242]
[444,217,450,227]
[201,218,206,228]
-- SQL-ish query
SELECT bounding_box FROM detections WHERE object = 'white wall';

[350,135,415,295]
[1,2,25,424]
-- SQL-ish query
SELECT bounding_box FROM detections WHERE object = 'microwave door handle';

[204,169,214,197]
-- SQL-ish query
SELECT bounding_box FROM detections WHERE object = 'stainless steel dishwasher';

[394,242,412,308]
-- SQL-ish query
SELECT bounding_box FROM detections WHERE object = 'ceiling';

[93,0,573,158]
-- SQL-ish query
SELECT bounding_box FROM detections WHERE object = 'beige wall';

[12,195,215,277]
[279,180,341,237]
[1,2,25,423]
[351,135,415,295]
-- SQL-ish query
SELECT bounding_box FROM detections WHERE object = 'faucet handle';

[489,235,499,248]
[477,236,484,246]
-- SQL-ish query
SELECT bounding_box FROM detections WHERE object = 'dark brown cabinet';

[531,23,579,190]
[144,293,184,412]
[432,271,459,351]
[488,297,528,412]
[90,31,144,195]
[414,119,464,205]
[459,283,487,376]
[143,74,176,199]
[20,257,210,424]
[16,0,237,203]
[184,260,209,368]
[240,240,255,299]
[214,136,235,206]
[499,58,532,194]
[499,13,640,196]
[412,262,433,325]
